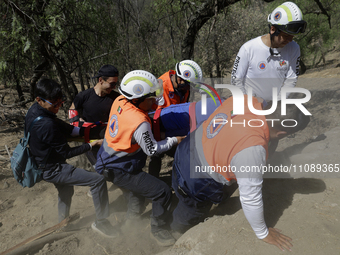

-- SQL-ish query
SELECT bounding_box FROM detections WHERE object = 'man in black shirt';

[69,65,120,169]
[26,78,118,237]
[69,64,120,124]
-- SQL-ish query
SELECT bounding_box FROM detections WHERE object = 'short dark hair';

[265,102,310,135]
[34,78,63,101]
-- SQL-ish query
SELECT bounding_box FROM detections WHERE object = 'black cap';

[92,65,119,78]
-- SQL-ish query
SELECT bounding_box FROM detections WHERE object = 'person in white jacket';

[231,2,307,102]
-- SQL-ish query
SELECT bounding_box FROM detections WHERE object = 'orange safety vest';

[104,95,151,154]
[157,70,190,109]
[195,95,270,182]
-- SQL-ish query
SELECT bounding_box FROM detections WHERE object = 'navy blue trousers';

[43,163,109,223]
[112,169,172,231]
[170,133,237,233]
[170,163,213,233]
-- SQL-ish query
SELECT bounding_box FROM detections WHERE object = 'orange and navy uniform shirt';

[200,95,270,181]
[105,95,151,154]
[157,70,190,110]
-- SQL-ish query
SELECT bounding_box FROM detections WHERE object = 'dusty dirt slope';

[0,51,340,255]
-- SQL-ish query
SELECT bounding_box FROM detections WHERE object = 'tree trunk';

[214,37,221,78]
[42,40,72,106]
[13,53,25,102]
[29,59,50,100]
[181,0,275,59]
[15,79,24,102]
[181,0,242,59]
[85,70,91,89]
[78,65,85,92]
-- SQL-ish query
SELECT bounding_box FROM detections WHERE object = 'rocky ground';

[0,51,340,255]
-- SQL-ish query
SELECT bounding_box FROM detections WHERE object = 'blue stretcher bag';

[11,116,44,188]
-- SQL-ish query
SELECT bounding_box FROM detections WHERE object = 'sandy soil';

[0,51,340,255]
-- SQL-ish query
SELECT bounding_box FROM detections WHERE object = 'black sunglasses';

[275,21,307,35]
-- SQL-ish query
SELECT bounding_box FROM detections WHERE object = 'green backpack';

[11,116,44,188]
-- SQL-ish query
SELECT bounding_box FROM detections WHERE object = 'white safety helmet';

[119,70,163,100]
[268,2,307,35]
[175,60,203,83]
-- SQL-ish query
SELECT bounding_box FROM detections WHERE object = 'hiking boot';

[150,229,176,247]
[91,219,120,238]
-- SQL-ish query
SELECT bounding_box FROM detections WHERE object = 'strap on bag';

[189,102,197,133]
[26,116,44,138]
[26,115,50,169]
[152,108,162,141]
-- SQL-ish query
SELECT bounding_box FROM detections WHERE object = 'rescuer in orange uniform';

[149,60,203,177]
[171,95,310,251]
[96,70,185,246]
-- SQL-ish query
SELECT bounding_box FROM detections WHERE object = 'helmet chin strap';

[268,24,281,61]
[129,96,147,109]
[173,73,186,100]
[173,73,180,88]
